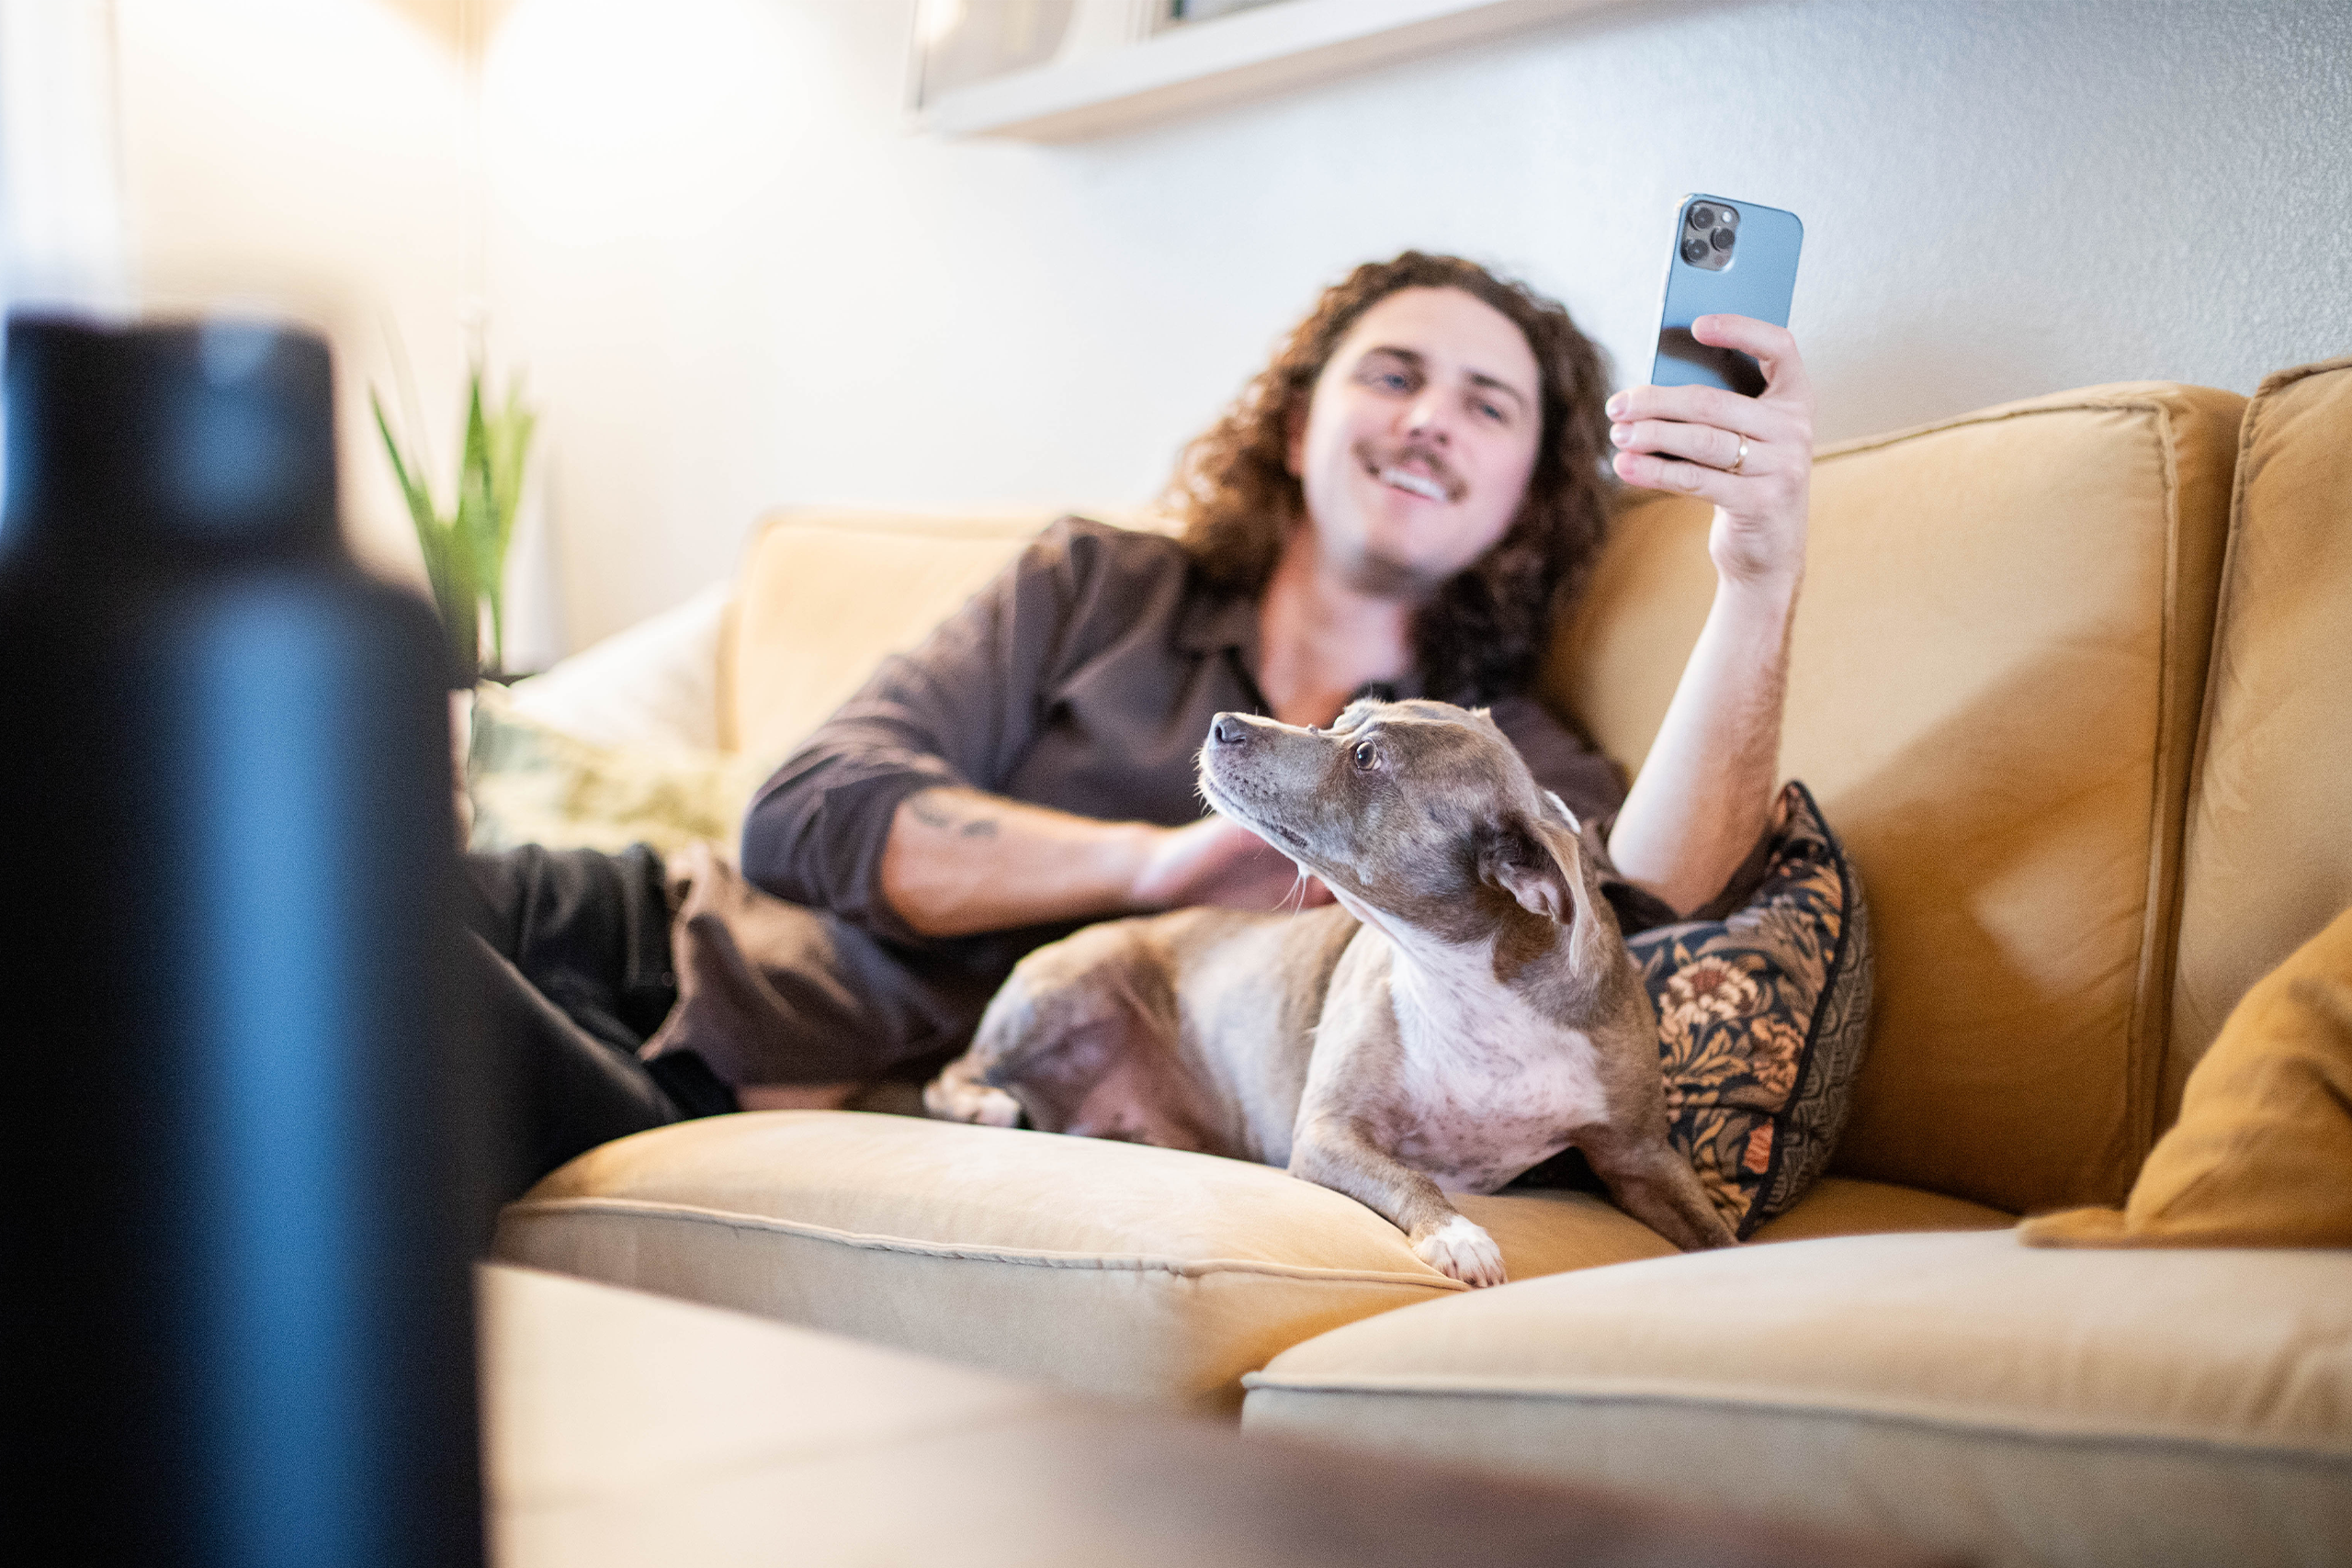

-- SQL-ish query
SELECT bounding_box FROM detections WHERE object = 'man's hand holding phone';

[1606,313,1815,592]
[1600,196,1812,919]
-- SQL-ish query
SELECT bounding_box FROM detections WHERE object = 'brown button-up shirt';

[652,518,1629,1087]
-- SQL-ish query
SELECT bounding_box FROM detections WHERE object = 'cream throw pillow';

[2021,905,2352,1248]
[466,681,772,858]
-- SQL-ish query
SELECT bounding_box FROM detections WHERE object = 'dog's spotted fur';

[925,699,1736,1281]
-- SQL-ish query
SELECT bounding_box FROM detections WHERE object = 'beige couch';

[492,358,2352,1567]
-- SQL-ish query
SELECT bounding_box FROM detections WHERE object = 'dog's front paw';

[922,1071,1023,1128]
[1411,1214,1507,1288]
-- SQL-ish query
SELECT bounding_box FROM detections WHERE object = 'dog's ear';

[1477,813,1577,923]
[1542,789,1582,837]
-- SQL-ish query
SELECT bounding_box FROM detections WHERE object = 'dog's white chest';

[1386,968,1607,1193]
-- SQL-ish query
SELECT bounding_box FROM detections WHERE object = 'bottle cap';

[2,313,339,555]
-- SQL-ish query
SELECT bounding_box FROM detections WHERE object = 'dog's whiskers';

[1281,865,1317,917]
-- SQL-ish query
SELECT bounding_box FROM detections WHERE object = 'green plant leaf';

[371,348,535,680]
[373,383,477,678]
[488,372,535,548]
[457,369,501,668]
[370,387,439,537]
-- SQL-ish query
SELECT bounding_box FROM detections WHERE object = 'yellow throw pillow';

[2021,906,2352,1248]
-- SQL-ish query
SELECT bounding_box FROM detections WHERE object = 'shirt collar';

[1174,583,1261,658]
[1174,581,1429,704]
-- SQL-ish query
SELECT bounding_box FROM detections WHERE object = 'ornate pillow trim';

[1747,781,1872,1235]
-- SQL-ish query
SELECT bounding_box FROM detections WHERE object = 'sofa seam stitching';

[2125,400,2184,1197]
[1811,395,2165,465]
[1238,1376,2352,1464]
[503,1197,1471,1291]
[2170,360,2352,1082]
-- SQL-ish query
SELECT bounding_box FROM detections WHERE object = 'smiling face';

[1285,287,1544,600]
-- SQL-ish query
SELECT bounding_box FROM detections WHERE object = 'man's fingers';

[1607,379,1778,438]
[1611,447,1738,504]
[1689,311,1792,357]
[1691,313,1813,404]
[1606,318,1815,483]
[1610,417,1750,472]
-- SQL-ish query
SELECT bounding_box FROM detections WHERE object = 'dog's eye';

[1352,741,1378,770]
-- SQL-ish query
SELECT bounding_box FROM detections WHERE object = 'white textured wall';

[110,0,476,586]
[481,0,2352,650]
[94,0,2352,652]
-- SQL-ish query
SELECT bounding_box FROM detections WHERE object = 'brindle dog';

[924,698,1735,1284]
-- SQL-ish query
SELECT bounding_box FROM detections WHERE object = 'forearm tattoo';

[910,792,1000,839]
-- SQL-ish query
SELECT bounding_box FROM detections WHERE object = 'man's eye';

[1474,400,1506,423]
[1352,741,1378,770]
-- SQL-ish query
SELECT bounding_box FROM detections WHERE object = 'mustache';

[1356,440,1465,502]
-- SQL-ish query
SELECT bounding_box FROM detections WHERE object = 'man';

[472,252,1813,1190]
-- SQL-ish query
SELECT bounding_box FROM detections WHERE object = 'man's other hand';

[1130,815,1333,914]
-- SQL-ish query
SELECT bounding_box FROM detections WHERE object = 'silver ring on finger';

[1726,435,1749,475]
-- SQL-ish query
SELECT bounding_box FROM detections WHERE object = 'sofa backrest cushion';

[728,509,1060,764]
[2166,355,2352,1122]
[1548,384,2244,1214]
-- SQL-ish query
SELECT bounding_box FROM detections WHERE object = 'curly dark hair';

[1164,252,1616,704]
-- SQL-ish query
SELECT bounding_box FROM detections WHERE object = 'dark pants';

[463,844,736,1198]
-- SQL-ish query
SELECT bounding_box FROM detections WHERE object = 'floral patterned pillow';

[1513,781,1872,1239]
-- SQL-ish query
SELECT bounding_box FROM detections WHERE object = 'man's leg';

[465,842,678,1051]
[649,844,1005,1089]
[464,932,679,1195]
[463,843,735,1196]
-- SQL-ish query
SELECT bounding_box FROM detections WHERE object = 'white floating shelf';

[918,0,1632,141]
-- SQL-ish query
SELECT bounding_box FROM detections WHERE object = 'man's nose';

[1403,391,1453,446]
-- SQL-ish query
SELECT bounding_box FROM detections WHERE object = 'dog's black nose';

[1211,715,1248,746]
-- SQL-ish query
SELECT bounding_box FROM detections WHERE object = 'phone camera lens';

[1688,205,1715,229]
[1711,227,1735,251]
[1681,237,1710,265]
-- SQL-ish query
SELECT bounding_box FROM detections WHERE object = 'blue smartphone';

[1650,193,1803,397]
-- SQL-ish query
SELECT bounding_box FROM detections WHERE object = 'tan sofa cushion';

[728,508,1054,762]
[1552,384,2244,1213]
[1742,1173,2011,1242]
[728,507,1166,764]
[2025,903,2352,1248]
[498,1111,1487,1415]
[487,1263,1932,1568]
[486,1264,1060,1566]
[494,1112,2010,1414]
[1243,1231,2352,1568]
[2168,356,2352,1116]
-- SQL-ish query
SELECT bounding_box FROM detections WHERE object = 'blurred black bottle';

[0,316,493,1565]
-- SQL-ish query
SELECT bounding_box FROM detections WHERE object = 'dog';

[923,698,1736,1284]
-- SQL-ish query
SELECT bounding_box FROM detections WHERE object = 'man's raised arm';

[1598,314,1814,917]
